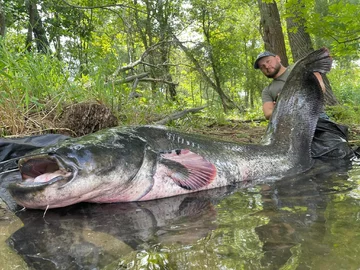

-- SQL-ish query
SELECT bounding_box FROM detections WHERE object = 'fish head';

[8,128,150,209]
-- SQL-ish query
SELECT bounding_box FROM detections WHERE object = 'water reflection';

[1,161,360,269]
[7,186,234,269]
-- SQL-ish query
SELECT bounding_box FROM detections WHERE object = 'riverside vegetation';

[0,0,359,144]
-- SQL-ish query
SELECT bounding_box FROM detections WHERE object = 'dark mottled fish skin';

[261,48,331,167]
[7,48,332,209]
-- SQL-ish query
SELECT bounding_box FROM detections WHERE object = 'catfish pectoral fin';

[159,149,217,190]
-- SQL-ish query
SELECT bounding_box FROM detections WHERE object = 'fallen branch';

[108,72,149,86]
[154,106,207,125]
[110,41,168,79]
[139,77,179,87]
[107,73,179,90]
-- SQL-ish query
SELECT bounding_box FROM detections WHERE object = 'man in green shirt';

[254,51,355,160]
[254,51,292,119]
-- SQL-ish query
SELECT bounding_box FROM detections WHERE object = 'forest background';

[0,0,359,142]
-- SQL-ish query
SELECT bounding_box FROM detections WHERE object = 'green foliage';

[326,105,360,126]
[0,43,67,107]
[326,62,360,125]
[284,0,360,58]
[312,0,359,58]
[0,0,359,136]
[186,0,266,108]
[328,63,360,104]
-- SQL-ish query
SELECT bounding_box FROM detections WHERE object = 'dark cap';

[254,51,276,69]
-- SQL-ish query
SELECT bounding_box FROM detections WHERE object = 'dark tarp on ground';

[312,118,355,160]
[0,134,69,172]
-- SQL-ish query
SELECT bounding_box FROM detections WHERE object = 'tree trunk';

[173,35,240,112]
[26,0,50,54]
[285,0,338,105]
[25,0,33,52]
[286,3,313,61]
[257,0,289,67]
[157,0,177,100]
[0,0,5,37]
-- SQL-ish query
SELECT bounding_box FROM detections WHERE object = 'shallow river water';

[1,159,360,270]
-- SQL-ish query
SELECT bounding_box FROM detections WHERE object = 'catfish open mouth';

[15,154,74,188]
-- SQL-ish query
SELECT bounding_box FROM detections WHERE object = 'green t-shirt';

[261,65,327,117]
[261,67,291,103]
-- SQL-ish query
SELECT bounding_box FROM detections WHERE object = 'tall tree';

[173,35,239,112]
[25,0,50,53]
[156,0,177,99]
[285,0,338,105]
[128,0,181,100]
[285,0,313,61]
[0,0,5,37]
[257,0,288,66]
[183,0,248,112]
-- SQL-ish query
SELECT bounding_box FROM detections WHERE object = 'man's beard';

[265,63,281,78]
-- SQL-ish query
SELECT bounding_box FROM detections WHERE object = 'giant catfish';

[8,48,332,209]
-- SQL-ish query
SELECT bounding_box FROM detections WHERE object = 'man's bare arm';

[262,101,275,120]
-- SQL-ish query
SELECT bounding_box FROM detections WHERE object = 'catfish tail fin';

[303,47,333,74]
[262,48,333,172]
